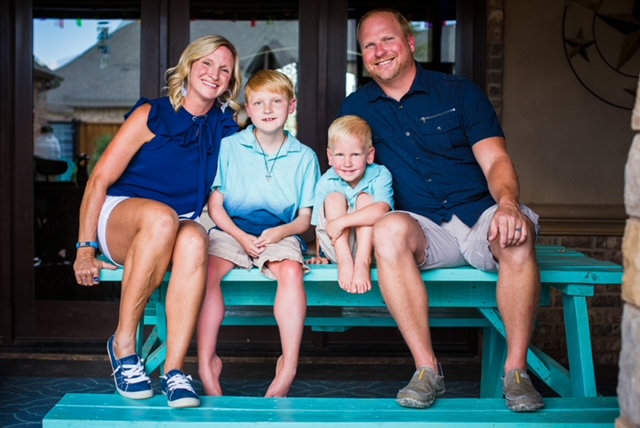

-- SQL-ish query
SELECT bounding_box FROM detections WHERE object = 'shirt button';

[443,200,448,204]
[399,105,403,109]
[437,126,442,131]
[405,131,410,136]
[427,178,432,182]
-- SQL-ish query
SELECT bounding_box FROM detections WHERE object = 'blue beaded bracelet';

[76,241,99,249]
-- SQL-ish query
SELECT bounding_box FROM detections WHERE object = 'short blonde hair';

[165,35,242,112]
[328,115,372,151]
[245,70,295,102]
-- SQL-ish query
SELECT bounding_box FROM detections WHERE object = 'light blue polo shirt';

[213,125,321,237]
[311,163,394,226]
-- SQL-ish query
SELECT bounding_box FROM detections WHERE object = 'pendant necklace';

[254,130,286,182]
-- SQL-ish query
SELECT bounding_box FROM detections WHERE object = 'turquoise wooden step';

[43,394,619,427]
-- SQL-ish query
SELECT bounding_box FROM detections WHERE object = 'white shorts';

[97,196,129,267]
[97,195,198,267]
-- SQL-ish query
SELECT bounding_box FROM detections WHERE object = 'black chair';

[34,156,68,182]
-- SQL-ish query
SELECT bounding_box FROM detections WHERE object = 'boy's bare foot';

[199,354,224,396]
[265,355,297,397]
[352,260,372,294]
[337,262,355,293]
[306,257,330,265]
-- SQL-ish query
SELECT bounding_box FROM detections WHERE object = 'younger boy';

[308,115,393,294]
[197,70,320,398]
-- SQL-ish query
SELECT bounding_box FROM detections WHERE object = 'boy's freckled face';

[245,90,296,134]
[327,136,374,188]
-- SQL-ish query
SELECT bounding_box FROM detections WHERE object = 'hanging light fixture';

[97,21,110,69]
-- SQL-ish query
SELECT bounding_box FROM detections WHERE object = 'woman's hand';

[73,251,117,287]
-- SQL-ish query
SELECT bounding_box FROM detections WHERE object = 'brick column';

[486,0,504,117]
[617,78,640,428]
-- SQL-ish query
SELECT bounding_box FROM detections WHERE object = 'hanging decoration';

[563,0,640,110]
[97,21,110,69]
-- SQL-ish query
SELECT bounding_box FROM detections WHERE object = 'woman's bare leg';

[106,199,180,359]
[163,220,209,375]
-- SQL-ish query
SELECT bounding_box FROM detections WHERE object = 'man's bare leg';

[373,213,445,408]
[373,213,438,371]
[491,219,544,411]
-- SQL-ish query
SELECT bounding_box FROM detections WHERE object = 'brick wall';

[535,236,623,365]
[486,0,504,117]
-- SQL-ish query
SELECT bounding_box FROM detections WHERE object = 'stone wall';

[616,86,640,427]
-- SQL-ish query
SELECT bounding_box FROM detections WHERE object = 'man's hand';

[488,203,529,248]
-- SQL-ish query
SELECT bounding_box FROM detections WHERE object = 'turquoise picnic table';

[43,244,623,427]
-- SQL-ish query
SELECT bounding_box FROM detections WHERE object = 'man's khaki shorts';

[401,204,539,272]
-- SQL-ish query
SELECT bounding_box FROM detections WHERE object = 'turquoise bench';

[43,245,623,427]
[44,395,620,427]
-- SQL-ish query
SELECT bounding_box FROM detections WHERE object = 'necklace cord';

[254,130,287,181]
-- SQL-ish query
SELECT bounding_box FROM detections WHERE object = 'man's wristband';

[76,241,99,250]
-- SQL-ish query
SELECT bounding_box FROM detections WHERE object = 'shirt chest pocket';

[418,115,469,158]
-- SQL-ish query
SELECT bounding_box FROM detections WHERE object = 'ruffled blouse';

[108,96,239,219]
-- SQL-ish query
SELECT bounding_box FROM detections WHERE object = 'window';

[346,1,457,95]
[189,18,300,134]
[33,7,140,301]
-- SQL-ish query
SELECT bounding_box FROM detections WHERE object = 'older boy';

[197,70,320,398]
[309,115,393,294]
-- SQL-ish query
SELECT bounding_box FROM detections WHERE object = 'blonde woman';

[73,35,242,409]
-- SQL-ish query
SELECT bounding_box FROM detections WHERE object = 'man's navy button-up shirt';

[339,65,504,227]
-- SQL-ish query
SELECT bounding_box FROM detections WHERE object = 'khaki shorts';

[402,204,539,272]
[314,204,359,264]
[208,228,309,280]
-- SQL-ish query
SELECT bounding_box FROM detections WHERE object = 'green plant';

[89,134,113,174]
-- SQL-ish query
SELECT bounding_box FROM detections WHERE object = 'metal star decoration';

[565,27,595,61]
[596,0,640,69]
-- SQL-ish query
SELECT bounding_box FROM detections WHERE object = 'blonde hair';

[357,8,413,45]
[328,115,372,151]
[165,35,242,112]
[245,69,295,102]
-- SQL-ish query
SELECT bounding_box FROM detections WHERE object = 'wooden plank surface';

[43,394,619,427]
